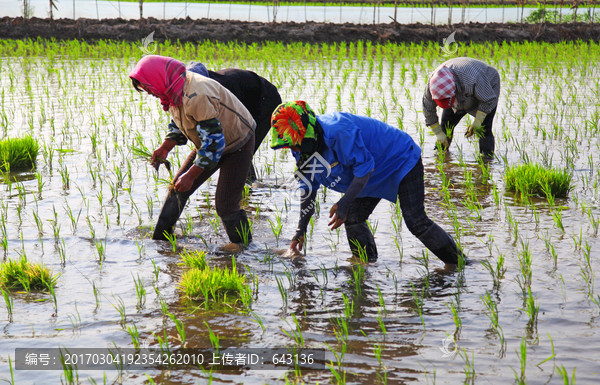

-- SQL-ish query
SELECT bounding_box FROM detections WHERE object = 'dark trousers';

[345,158,461,264]
[247,84,282,181]
[441,107,496,155]
[153,134,254,240]
[176,134,254,218]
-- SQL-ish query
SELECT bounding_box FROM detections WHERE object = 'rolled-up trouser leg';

[152,150,218,240]
[398,158,463,265]
[216,134,255,243]
[345,197,381,262]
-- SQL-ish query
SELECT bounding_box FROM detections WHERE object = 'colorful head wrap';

[270,101,318,150]
[429,65,456,109]
[129,55,186,111]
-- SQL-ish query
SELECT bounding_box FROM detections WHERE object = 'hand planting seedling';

[131,145,171,173]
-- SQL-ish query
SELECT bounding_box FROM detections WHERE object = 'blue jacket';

[297,112,421,202]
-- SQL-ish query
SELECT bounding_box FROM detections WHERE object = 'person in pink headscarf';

[130,55,256,245]
[423,57,500,158]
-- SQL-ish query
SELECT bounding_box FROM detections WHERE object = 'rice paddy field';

[0,39,599,384]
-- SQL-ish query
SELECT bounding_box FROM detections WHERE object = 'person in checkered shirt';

[423,57,500,158]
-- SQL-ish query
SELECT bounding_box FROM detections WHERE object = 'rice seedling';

[236,219,252,247]
[525,287,539,336]
[480,291,505,350]
[459,348,475,385]
[92,281,101,311]
[0,257,58,292]
[504,163,572,201]
[555,365,576,384]
[153,329,172,356]
[275,275,288,308]
[410,283,426,330]
[445,298,462,336]
[330,294,353,347]
[480,253,506,290]
[282,313,305,349]
[162,232,178,252]
[552,207,565,232]
[0,136,39,171]
[60,349,79,385]
[209,213,220,237]
[179,249,208,270]
[204,321,220,354]
[268,213,283,246]
[95,239,106,267]
[126,323,141,349]
[516,241,533,298]
[133,273,146,310]
[513,337,527,385]
[168,313,187,348]
[111,296,127,327]
[179,256,252,306]
[249,310,266,332]
[6,355,14,385]
[2,287,14,322]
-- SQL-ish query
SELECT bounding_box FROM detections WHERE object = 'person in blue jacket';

[270,101,464,265]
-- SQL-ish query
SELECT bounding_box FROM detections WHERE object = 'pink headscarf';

[429,66,456,109]
[129,55,186,111]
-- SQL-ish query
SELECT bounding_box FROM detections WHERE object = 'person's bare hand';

[152,146,170,169]
[174,171,194,192]
[328,204,346,230]
[290,236,304,252]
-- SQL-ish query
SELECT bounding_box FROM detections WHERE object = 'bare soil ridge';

[2,17,600,43]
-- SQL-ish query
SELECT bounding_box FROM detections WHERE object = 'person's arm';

[423,83,449,148]
[290,189,317,252]
[329,170,373,230]
[423,82,441,127]
[191,118,225,170]
[165,120,189,145]
[173,118,225,192]
[464,70,498,138]
[152,120,186,167]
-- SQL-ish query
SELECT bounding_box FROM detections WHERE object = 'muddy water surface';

[0,52,599,384]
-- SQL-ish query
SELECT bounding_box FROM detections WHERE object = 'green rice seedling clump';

[179,249,208,270]
[0,136,39,172]
[0,258,58,291]
[179,256,251,305]
[504,163,572,200]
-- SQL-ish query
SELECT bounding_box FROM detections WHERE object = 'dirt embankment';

[2,16,600,44]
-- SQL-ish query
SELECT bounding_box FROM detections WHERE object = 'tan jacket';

[169,72,256,153]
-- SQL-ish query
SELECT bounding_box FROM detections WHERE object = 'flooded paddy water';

[1,40,599,384]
